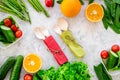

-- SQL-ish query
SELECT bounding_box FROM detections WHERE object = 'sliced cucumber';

[106,50,118,69]
[111,51,120,70]
[0,34,7,42]
[0,25,15,42]
[116,51,120,67]
[94,63,112,80]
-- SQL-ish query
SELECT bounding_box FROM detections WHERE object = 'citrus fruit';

[60,0,82,17]
[85,3,104,22]
[23,53,42,73]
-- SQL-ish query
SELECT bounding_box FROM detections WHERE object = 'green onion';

[0,0,31,23]
[28,0,50,17]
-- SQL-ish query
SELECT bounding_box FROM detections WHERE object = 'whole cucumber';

[0,56,15,80]
[10,55,23,80]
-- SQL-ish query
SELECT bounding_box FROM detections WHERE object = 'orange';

[60,0,82,17]
[23,53,42,73]
[85,3,104,22]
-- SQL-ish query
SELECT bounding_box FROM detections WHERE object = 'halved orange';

[85,3,104,22]
[23,53,42,73]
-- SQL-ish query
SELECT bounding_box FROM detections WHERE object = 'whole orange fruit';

[60,0,82,17]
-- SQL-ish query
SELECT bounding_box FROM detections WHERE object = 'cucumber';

[0,34,7,42]
[106,50,118,69]
[10,55,23,80]
[94,64,104,80]
[0,25,15,42]
[117,51,120,66]
[0,57,15,80]
[111,51,120,70]
[94,63,112,80]
[33,74,40,80]
[102,63,112,80]
[0,21,3,25]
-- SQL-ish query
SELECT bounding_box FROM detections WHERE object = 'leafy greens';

[33,62,91,80]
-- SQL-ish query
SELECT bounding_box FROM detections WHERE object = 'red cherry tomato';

[24,74,33,80]
[3,18,12,27]
[111,44,120,53]
[45,0,53,7]
[100,50,109,59]
[15,30,23,38]
[11,25,18,32]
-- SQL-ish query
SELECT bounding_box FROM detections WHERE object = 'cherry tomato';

[24,74,33,80]
[100,50,109,59]
[11,24,18,32]
[15,30,22,38]
[45,0,53,7]
[111,44,120,53]
[3,18,12,27]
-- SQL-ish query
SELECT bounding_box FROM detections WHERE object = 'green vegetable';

[113,0,120,4]
[33,74,40,80]
[79,0,84,5]
[102,0,120,34]
[0,34,8,42]
[110,2,116,18]
[0,0,31,22]
[94,63,112,80]
[28,0,50,17]
[94,64,104,80]
[36,62,91,80]
[52,0,55,7]
[102,5,109,29]
[111,51,120,70]
[0,21,3,25]
[88,0,94,4]
[0,57,15,80]
[0,25,15,42]
[0,26,8,42]
[106,50,118,69]
[37,67,55,80]
[10,55,23,80]
[114,4,120,28]
[57,0,63,4]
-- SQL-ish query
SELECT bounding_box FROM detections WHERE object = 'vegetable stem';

[28,0,50,17]
[0,0,31,23]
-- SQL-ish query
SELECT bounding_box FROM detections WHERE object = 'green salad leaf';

[33,62,91,80]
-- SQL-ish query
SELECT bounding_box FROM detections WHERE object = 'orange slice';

[23,53,42,73]
[85,3,104,22]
